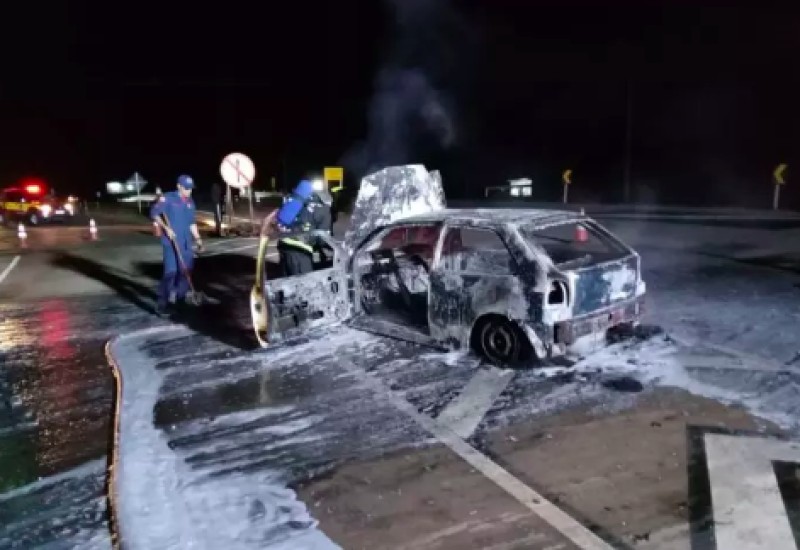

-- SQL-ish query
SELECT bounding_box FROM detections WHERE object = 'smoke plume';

[343,0,462,177]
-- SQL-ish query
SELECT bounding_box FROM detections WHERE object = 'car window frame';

[435,223,518,276]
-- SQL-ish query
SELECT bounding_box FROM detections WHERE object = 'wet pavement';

[1,214,799,549]
[0,297,153,549]
[0,226,282,549]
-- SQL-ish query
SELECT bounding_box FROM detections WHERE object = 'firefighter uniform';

[277,205,316,276]
[150,176,199,311]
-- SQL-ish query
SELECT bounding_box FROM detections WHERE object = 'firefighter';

[273,180,318,276]
[150,175,204,315]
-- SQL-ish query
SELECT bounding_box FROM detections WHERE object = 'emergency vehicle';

[0,182,76,226]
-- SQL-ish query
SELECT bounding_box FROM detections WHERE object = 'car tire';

[28,212,39,225]
[472,315,533,367]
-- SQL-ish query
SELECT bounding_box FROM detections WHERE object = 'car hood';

[342,164,446,255]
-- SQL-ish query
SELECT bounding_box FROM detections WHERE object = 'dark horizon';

[2,1,799,209]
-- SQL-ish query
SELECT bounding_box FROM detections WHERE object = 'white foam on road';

[570,335,800,433]
[108,326,339,550]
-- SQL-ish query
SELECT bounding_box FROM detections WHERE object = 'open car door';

[251,230,351,347]
[252,164,447,347]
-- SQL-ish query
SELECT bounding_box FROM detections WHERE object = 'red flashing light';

[25,184,42,195]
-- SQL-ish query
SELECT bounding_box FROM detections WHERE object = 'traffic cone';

[17,223,27,248]
[89,219,98,241]
[575,209,588,242]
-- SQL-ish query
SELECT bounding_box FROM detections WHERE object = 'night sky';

[2,1,799,209]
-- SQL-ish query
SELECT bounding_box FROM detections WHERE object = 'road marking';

[202,243,259,256]
[340,358,614,550]
[437,366,515,438]
[705,433,800,549]
[0,255,21,284]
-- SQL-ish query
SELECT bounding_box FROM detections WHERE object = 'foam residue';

[110,328,340,550]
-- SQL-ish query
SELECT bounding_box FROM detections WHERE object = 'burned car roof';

[383,208,581,228]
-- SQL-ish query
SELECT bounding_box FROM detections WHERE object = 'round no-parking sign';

[220,152,255,190]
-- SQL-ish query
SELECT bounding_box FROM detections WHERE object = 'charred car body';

[256,165,646,365]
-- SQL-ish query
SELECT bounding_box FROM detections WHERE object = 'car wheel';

[28,213,39,225]
[473,315,532,367]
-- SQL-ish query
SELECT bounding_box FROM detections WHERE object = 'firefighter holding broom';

[150,174,205,317]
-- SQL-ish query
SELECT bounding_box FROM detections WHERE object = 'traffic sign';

[324,167,343,183]
[127,172,147,214]
[562,169,572,186]
[773,163,787,185]
[126,172,147,192]
[220,153,256,189]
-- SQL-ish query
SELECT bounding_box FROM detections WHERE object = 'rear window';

[520,222,629,268]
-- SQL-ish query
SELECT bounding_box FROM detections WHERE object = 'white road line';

[437,367,515,438]
[202,243,259,256]
[340,359,614,550]
[0,255,21,285]
[705,433,800,550]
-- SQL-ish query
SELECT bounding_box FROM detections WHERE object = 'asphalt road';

[0,212,799,549]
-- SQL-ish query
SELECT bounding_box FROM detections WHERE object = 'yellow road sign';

[562,169,572,185]
[774,163,788,185]
[324,166,344,183]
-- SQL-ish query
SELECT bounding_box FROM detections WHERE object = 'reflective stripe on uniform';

[279,238,314,253]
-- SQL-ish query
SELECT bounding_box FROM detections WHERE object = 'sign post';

[773,163,787,211]
[220,152,256,231]
[562,169,572,204]
[127,172,147,214]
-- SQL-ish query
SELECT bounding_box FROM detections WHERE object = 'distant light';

[106,181,123,194]
[25,184,42,195]
[509,178,532,187]
[311,178,324,192]
[126,183,135,191]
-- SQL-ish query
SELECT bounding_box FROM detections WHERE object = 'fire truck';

[0,181,76,226]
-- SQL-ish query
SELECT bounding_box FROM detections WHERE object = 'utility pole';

[623,80,633,202]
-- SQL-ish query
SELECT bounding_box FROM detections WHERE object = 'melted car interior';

[354,222,521,340]
[355,223,441,333]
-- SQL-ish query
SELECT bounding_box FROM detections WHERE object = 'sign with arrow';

[562,169,572,204]
[774,163,788,185]
[773,163,788,210]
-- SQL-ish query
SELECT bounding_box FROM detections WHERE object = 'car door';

[262,233,352,344]
[428,224,522,347]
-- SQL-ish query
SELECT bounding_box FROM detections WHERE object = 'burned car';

[254,165,646,365]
